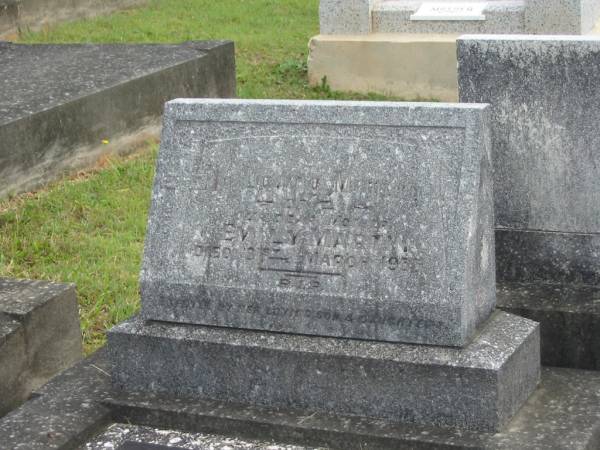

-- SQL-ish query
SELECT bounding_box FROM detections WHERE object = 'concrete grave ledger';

[0,278,82,416]
[0,41,236,198]
[140,99,496,347]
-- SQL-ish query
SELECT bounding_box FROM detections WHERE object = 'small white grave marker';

[410,2,487,21]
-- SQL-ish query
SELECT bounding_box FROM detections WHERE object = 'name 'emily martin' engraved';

[191,168,422,289]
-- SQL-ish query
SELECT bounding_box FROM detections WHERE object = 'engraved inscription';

[191,170,422,279]
[188,154,424,296]
[192,295,447,332]
[411,2,486,21]
[156,122,464,303]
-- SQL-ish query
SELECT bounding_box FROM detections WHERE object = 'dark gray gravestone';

[458,35,600,371]
[109,99,540,432]
[140,99,496,347]
[458,35,600,286]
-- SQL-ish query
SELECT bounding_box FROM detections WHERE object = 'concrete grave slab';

[0,278,82,417]
[140,99,495,347]
[0,312,27,417]
[0,40,236,198]
[307,33,460,101]
[0,349,598,449]
[87,423,320,450]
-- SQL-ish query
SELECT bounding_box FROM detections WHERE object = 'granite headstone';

[109,99,540,432]
[140,99,495,347]
[321,0,600,35]
[458,35,600,285]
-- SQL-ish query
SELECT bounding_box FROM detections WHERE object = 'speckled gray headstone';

[321,0,600,35]
[458,36,600,285]
[141,99,495,347]
[320,0,373,34]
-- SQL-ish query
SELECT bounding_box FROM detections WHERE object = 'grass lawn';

[1,0,400,353]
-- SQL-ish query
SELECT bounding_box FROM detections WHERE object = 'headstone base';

[108,311,540,432]
[498,282,600,370]
[308,33,459,102]
[496,229,600,285]
[2,349,598,449]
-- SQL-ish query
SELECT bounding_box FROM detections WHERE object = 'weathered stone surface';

[119,441,186,450]
[0,278,83,416]
[524,0,600,34]
[498,282,600,370]
[106,364,597,450]
[87,424,317,450]
[319,0,374,34]
[496,228,600,285]
[0,353,112,450]
[0,313,27,417]
[0,41,236,197]
[581,0,600,34]
[1,349,597,449]
[458,35,600,285]
[141,99,494,347]
[109,311,539,432]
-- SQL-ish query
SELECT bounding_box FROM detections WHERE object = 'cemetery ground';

[0,0,405,354]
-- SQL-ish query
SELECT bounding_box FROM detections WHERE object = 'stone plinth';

[498,282,600,370]
[109,311,540,432]
[308,33,460,102]
[2,350,598,449]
